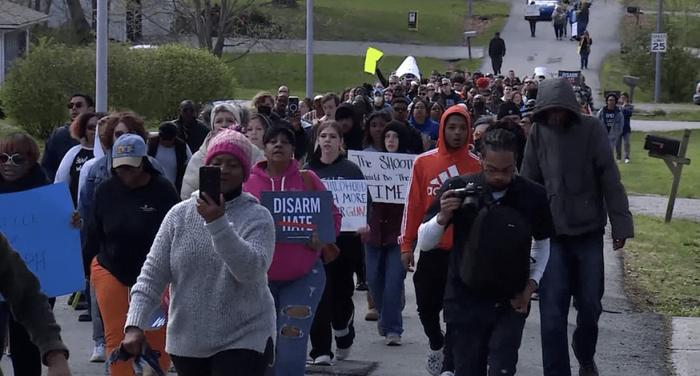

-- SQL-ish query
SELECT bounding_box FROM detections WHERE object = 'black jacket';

[488,37,506,59]
[41,124,79,181]
[521,78,634,240]
[148,137,189,193]
[173,118,210,153]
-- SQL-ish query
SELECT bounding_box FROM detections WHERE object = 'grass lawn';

[619,131,700,198]
[623,0,700,12]
[623,215,700,316]
[226,53,482,98]
[262,0,511,46]
[632,111,700,122]
[600,53,654,103]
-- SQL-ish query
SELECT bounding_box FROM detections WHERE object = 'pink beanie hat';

[204,129,253,180]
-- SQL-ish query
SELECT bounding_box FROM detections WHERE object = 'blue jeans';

[365,244,406,336]
[539,231,604,376]
[268,260,326,376]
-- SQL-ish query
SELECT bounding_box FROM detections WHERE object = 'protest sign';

[260,191,336,244]
[347,150,416,204]
[525,4,541,17]
[364,47,384,74]
[396,56,421,81]
[558,70,582,86]
[323,179,367,232]
[0,183,84,297]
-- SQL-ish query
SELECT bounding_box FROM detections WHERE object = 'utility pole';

[467,0,473,18]
[653,0,662,103]
[305,0,314,98]
[95,0,108,112]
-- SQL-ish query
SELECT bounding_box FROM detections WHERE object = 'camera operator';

[416,127,554,376]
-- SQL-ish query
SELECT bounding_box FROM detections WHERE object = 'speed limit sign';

[650,33,667,53]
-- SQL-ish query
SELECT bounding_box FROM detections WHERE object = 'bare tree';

[173,0,283,57]
[66,0,92,42]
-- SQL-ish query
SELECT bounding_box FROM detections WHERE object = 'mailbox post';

[644,130,692,222]
[463,31,477,60]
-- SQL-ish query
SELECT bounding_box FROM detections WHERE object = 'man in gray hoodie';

[521,78,634,376]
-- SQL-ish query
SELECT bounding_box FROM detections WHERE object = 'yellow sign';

[364,47,384,74]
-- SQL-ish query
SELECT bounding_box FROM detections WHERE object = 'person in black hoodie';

[305,121,366,365]
[335,103,365,152]
[521,78,634,376]
[85,134,179,376]
[147,121,192,193]
[0,132,60,376]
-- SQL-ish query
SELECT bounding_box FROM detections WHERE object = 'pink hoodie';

[244,159,342,282]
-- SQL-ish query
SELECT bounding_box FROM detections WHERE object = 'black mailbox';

[644,134,681,156]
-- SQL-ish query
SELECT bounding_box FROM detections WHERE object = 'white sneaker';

[625,158,630,164]
[440,372,455,376]
[426,348,444,376]
[312,355,332,366]
[335,346,351,360]
[89,343,105,363]
[385,334,402,346]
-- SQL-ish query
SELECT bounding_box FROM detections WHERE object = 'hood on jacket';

[532,78,582,125]
[249,158,302,191]
[437,104,474,156]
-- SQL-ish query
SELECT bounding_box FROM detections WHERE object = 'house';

[47,0,175,43]
[0,0,48,83]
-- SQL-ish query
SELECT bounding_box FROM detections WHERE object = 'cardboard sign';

[396,56,421,81]
[260,191,336,244]
[323,179,367,232]
[558,70,582,86]
[347,150,416,204]
[364,47,384,74]
[525,4,541,17]
[0,184,84,297]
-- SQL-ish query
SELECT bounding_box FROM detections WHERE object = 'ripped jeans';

[268,260,326,376]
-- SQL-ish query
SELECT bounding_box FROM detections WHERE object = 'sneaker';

[311,355,332,366]
[625,158,630,164]
[356,281,368,291]
[89,343,105,363]
[426,348,444,376]
[365,308,379,321]
[335,346,351,361]
[579,361,599,376]
[386,334,402,346]
[440,372,455,376]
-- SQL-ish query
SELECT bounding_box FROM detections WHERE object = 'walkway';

[221,38,484,60]
[628,195,700,222]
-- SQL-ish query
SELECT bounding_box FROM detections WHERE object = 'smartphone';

[288,96,300,114]
[199,166,221,205]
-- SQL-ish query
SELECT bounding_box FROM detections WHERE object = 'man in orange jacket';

[399,105,481,375]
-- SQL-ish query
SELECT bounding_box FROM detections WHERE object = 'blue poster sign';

[0,183,85,297]
[260,191,336,244]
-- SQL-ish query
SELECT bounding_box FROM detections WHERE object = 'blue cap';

[112,133,146,168]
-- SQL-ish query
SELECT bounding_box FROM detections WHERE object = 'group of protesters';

[0,60,634,376]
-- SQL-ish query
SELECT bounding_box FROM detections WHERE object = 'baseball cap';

[112,133,147,168]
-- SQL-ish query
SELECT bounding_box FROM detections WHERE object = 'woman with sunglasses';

[0,132,58,376]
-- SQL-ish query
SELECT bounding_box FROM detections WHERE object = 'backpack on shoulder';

[459,195,533,299]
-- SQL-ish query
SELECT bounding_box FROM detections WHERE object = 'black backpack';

[459,196,533,299]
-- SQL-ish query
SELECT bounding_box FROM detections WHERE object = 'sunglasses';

[67,102,84,110]
[0,153,27,166]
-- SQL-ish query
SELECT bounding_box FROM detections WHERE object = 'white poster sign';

[395,56,421,81]
[347,151,416,204]
[322,179,368,232]
[525,4,541,17]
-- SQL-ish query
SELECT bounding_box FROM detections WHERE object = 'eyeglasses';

[0,153,27,166]
[67,102,84,110]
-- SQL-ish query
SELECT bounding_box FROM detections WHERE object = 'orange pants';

[91,258,169,376]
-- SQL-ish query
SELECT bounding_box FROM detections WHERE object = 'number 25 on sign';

[650,33,667,53]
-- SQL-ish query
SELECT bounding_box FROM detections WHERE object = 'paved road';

[1,238,667,375]
[483,0,623,107]
[631,120,700,132]
[221,38,484,60]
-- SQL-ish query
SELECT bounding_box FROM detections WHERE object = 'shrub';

[0,41,236,139]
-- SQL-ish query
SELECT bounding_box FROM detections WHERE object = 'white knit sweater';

[125,192,277,358]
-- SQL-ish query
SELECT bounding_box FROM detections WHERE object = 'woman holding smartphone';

[244,126,341,376]
[122,130,276,375]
